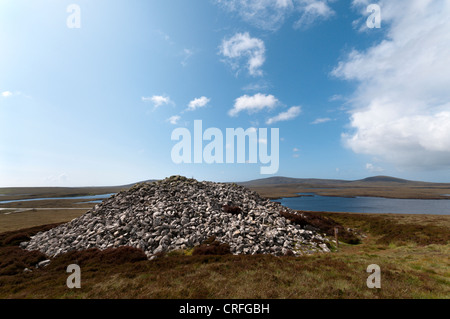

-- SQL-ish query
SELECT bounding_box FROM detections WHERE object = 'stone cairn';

[22,176,331,258]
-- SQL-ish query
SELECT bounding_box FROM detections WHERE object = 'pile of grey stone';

[22,176,331,258]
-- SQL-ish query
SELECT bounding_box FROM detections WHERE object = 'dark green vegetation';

[0,212,448,299]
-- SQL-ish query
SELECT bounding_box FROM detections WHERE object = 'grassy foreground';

[0,212,449,299]
[0,208,90,233]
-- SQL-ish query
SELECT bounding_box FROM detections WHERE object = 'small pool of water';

[0,193,115,205]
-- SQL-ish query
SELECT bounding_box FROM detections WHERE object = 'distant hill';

[357,176,411,183]
[238,176,350,186]
[239,175,428,186]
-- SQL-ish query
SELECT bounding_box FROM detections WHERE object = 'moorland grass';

[0,212,448,299]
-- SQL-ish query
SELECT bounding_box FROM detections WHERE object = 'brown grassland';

[250,183,450,200]
[0,211,448,299]
[0,182,449,299]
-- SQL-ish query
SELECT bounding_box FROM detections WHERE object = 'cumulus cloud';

[294,0,336,29]
[215,0,293,31]
[311,117,332,124]
[266,106,301,124]
[366,163,384,173]
[1,91,13,97]
[142,95,173,108]
[332,0,450,169]
[167,115,181,125]
[187,96,210,111]
[350,0,381,32]
[220,32,266,77]
[229,93,279,117]
[215,0,334,30]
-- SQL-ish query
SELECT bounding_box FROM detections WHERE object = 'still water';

[276,194,450,215]
[0,193,115,205]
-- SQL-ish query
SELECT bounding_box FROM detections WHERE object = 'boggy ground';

[0,212,448,299]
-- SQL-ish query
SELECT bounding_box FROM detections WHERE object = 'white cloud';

[1,91,13,97]
[332,0,450,169]
[242,81,270,92]
[181,48,194,67]
[311,117,332,124]
[156,30,174,45]
[215,0,294,31]
[229,93,279,117]
[350,0,380,32]
[259,138,267,144]
[187,96,210,111]
[215,0,334,31]
[250,120,260,127]
[167,115,181,125]
[220,32,266,77]
[266,106,301,125]
[329,94,343,101]
[366,163,384,173]
[293,147,300,152]
[294,0,335,29]
[142,95,173,108]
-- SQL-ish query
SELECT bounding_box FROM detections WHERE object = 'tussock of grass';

[0,223,63,246]
[49,246,148,270]
[192,236,231,256]
[280,211,361,244]
[0,247,47,276]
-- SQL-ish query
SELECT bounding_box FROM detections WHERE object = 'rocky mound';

[22,176,331,258]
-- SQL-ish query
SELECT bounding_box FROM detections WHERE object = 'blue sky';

[1,0,450,186]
